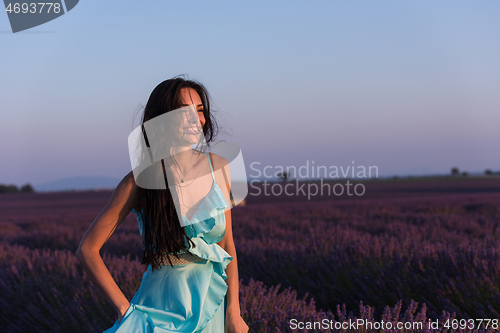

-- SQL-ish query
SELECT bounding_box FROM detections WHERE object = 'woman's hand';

[225,310,249,333]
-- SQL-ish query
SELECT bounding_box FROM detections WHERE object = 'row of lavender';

[0,242,495,333]
[1,191,500,331]
[233,193,500,319]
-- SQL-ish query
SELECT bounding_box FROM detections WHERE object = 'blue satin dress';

[103,152,232,333]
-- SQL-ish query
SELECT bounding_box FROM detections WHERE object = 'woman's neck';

[169,147,200,174]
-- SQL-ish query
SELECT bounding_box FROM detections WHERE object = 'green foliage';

[20,183,34,193]
[0,184,19,193]
[0,183,35,193]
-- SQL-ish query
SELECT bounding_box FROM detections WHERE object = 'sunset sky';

[2,1,499,186]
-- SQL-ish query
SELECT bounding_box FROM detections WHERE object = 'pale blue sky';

[1,1,499,185]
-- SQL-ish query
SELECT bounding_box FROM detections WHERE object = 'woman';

[76,77,249,333]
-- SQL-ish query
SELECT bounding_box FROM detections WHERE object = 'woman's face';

[179,87,205,129]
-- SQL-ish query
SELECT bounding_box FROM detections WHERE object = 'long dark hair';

[137,76,218,271]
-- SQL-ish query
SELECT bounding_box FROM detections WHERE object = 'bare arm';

[75,171,138,320]
[212,154,249,333]
[219,201,240,314]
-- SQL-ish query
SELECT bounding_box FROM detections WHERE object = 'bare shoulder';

[208,152,230,169]
[110,171,139,210]
[208,152,230,177]
[208,152,231,188]
[119,171,138,193]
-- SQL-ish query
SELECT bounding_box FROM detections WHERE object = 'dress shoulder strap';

[205,152,216,181]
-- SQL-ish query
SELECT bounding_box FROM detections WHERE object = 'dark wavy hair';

[137,76,219,271]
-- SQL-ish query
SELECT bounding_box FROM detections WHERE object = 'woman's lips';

[184,127,200,134]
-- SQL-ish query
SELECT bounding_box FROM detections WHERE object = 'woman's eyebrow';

[180,103,204,107]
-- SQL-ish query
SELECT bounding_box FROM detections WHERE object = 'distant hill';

[34,176,121,192]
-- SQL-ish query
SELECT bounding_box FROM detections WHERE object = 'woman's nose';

[185,109,198,123]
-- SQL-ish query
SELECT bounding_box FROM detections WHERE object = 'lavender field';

[1,177,500,332]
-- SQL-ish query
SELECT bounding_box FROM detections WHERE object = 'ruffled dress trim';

[107,254,230,333]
